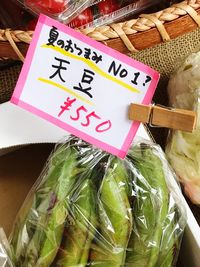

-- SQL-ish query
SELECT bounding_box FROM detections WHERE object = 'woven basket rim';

[0,0,200,59]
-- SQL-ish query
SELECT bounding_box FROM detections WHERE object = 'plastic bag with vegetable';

[0,228,14,267]
[166,50,200,204]
[9,136,186,266]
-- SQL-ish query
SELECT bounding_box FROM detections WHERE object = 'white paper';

[11,15,159,158]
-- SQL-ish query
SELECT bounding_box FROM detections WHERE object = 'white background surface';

[0,102,67,149]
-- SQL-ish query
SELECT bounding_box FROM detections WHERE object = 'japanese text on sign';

[11,15,159,158]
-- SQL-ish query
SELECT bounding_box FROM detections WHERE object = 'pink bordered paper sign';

[11,14,160,158]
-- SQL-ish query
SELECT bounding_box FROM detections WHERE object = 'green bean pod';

[155,204,181,267]
[126,144,169,267]
[90,157,132,267]
[34,147,82,267]
[10,143,74,266]
[55,176,97,267]
[12,144,85,267]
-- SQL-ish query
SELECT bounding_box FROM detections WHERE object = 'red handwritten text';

[58,98,112,133]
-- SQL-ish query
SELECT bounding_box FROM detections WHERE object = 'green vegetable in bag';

[126,144,169,267]
[89,157,132,267]
[55,175,97,266]
[9,136,186,267]
[11,143,85,266]
[11,143,76,265]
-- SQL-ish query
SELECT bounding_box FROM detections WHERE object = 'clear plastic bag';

[0,228,14,267]
[15,0,94,24]
[68,0,161,29]
[166,49,200,204]
[9,136,186,266]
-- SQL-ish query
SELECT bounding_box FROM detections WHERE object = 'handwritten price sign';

[11,15,159,158]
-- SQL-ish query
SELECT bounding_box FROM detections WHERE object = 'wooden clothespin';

[129,103,197,132]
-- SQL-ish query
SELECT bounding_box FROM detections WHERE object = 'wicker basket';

[0,0,200,60]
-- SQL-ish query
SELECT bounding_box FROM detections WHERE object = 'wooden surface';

[105,8,200,53]
[0,144,54,236]
[0,8,200,59]
[129,103,151,123]
[0,41,27,59]
[151,106,196,132]
[129,104,196,132]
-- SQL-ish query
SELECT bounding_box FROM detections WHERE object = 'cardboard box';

[0,102,200,266]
